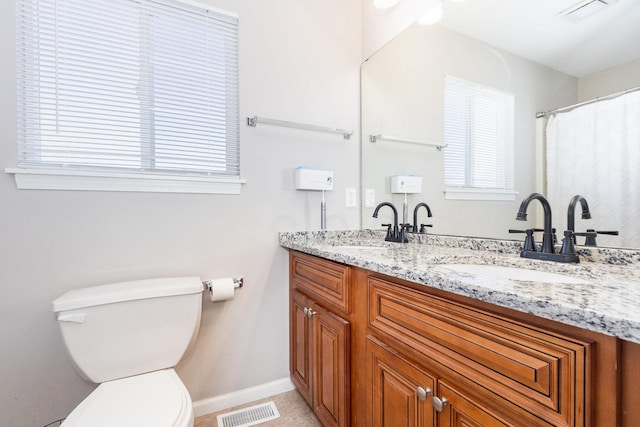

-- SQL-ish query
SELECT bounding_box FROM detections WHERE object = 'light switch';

[365,188,376,207]
[345,188,357,208]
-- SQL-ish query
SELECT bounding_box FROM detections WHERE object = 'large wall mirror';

[361,0,640,249]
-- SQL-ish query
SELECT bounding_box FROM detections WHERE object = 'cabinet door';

[435,381,511,427]
[367,336,436,427]
[290,290,313,406]
[313,303,351,427]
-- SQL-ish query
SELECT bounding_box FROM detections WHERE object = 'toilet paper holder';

[202,277,243,291]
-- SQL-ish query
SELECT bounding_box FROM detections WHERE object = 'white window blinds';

[16,0,239,183]
[443,76,514,195]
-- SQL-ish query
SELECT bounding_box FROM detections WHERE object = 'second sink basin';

[440,264,588,284]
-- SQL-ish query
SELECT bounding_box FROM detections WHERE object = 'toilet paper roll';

[207,278,235,302]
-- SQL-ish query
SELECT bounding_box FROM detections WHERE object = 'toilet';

[52,277,204,427]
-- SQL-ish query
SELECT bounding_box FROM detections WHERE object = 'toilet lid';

[62,369,192,427]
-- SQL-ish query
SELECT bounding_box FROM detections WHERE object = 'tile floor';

[194,389,321,427]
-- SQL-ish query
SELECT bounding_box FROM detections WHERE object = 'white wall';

[0,0,361,425]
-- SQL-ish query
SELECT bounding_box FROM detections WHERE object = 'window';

[11,0,242,194]
[443,76,515,200]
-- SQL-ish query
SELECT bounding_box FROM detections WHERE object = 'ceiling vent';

[557,0,617,23]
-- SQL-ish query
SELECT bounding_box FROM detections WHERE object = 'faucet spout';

[516,193,555,253]
[412,202,433,233]
[567,195,591,243]
[373,202,406,242]
[373,202,398,222]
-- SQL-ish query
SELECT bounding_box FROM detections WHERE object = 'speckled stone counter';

[279,230,640,343]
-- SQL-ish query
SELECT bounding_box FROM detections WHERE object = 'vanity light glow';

[418,0,443,25]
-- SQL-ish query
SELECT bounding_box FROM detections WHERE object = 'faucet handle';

[560,230,577,255]
[399,223,411,243]
[381,224,393,239]
[419,224,433,233]
[509,228,544,234]
[509,229,537,252]
[579,229,618,246]
[593,230,620,235]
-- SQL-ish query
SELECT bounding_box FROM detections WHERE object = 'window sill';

[444,187,518,201]
[5,168,245,194]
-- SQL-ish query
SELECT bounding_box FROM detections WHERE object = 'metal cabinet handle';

[306,308,316,318]
[432,396,448,412]
[417,387,432,401]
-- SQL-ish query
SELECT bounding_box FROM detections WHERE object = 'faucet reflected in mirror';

[566,194,619,246]
[567,195,592,244]
[412,202,433,233]
[373,201,435,243]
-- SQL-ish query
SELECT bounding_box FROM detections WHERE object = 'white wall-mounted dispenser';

[295,167,334,230]
[390,175,422,194]
[295,167,334,191]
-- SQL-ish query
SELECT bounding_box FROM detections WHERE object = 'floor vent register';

[216,401,280,427]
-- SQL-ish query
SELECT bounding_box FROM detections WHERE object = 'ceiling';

[438,0,640,77]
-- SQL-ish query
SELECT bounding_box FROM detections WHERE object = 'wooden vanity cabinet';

[289,251,636,426]
[289,251,352,427]
[364,274,592,427]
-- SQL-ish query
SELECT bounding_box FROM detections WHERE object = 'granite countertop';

[279,230,640,344]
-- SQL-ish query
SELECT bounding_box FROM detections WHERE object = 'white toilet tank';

[53,277,203,383]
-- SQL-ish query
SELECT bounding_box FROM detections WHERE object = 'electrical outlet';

[345,188,357,208]
[365,188,376,207]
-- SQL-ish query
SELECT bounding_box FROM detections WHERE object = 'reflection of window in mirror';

[443,76,516,201]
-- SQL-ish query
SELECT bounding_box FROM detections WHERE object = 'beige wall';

[0,0,361,425]
[578,58,640,102]
[361,24,577,239]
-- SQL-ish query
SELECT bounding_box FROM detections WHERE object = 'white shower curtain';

[546,90,640,249]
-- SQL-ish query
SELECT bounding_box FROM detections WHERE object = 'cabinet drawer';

[367,276,591,427]
[291,251,351,315]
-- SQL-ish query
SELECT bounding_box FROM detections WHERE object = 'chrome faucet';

[567,195,592,244]
[516,193,555,253]
[412,202,433,233]
[373,202,407,243]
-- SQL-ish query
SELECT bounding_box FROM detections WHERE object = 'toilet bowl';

[61,369,193,427]
[53,277,204,427]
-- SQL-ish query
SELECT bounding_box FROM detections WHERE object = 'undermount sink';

[440,264,588,284]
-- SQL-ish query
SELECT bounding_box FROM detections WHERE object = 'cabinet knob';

[417,386,432,401]
[306,307,316,318]
[432,396,448,412]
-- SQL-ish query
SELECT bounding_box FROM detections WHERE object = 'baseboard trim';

[192,377,295,417]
